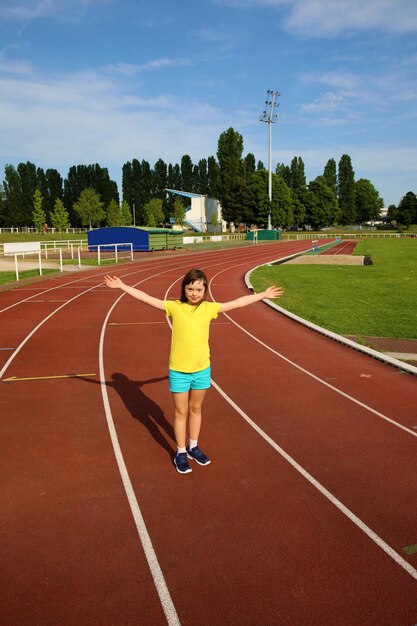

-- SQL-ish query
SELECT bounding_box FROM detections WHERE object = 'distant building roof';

[165,189,202,199]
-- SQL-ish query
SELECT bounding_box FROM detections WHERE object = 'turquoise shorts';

[169,366,211,393]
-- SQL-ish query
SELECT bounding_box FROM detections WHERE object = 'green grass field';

[0,268,57,285]
[250,239,417,339]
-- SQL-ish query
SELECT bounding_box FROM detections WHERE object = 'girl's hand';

[264,285,283,299]
[104,275,123,289]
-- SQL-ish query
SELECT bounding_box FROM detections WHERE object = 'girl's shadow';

[81,373,175,457]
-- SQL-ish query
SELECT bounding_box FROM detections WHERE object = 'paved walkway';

[345,335,417,365]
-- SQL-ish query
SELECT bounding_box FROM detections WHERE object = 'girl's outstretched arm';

[219,285,283,313]
[104,275,166,310]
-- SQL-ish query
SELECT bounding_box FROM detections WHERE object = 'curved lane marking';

[210,378,417,582]
[208,267,417,438]
[99,284,181,626]
[164,266,417,581]
[0,282,101,380]
[96,247,297,625]
[0,243,312,626]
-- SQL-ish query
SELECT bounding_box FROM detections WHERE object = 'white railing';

[0,239,87,256]
[95,242,134,266]
[183,233,246,244]
[0,227,85,234]
[283,232,411,240]
[3,248,63,281]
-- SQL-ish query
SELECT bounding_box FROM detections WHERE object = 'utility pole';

[260,89,280,230]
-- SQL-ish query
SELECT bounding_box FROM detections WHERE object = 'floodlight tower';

[260,89,280,230]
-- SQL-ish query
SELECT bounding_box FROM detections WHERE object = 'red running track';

[1,240,416,626]
[320,239,358,255]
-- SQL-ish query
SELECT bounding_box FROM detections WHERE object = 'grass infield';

[250,239,417,340]
[0,269,57,285]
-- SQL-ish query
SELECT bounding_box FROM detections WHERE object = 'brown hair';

[180,269,208,303]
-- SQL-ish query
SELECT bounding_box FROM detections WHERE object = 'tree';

[216,127,244,222]
[0,185,6,226]
[290,189,306,229]
[120,200,132,226]
[140,160,153,215]
[152,159,167,199]
[386,203,399,225]
[271,175,294,228]
[307,176,339,229]
[276,163,291,187]
[107,199,122,226]
[323,158,337,196]
[122,160,139,225]
[226,176,255,226]
[32,189,46,234]
[166,163,181,214]
[397,191,417,226]
[64,164,118,225]
[19,162,39,225]
[3,164,24,225]
[144,198,164,227]
[290,156,306,192]
[196,158,208,195]
[167,163,181,192]
[173,197,186,227]
[355,178,384,223]
[250,169,271,226]
[50,198,70,238]
[180,155,193,192]
[207,156,219,198]
[73,188,105,229]
[338,154,356,225]
[244,153,256,177]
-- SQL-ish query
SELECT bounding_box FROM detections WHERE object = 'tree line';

[1,127,415,231]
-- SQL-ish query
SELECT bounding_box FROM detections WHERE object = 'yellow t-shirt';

[164,300,221,372]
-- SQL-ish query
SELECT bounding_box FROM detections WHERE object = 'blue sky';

[1,0,416,207]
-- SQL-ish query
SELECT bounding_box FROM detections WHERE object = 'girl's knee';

[188,404,202,417]
[174,408,188,421]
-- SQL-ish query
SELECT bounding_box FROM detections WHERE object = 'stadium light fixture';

[260,89,280,230]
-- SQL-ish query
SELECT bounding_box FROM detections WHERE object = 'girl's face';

[185,279,206,305]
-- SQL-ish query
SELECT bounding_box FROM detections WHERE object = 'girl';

[104,269,283,474]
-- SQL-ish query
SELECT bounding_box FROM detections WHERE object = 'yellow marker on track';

[2,373,96,383]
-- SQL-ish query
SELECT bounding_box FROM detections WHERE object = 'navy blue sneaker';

[174,452,192,474]
[186,445,211,466]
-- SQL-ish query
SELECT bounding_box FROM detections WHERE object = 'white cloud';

[298,61,417,123]
[106,58,192,77]
[193,26,246,51]
[0,0,113,23]
[0,54,33,75]
[213,0,417,36]
[0,64,229,188]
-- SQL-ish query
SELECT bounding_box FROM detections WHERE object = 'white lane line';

[99,278,182,626]
[223,311,417,438]
[0,274,101,314]
[91,244,322,623]
[208,269,417,439]
[109,321,166,326]
[0,283,102,380]
[211,379,417,581]
[162,264,417,582]
[0,254,185,314]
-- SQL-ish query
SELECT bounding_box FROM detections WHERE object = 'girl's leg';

[172,391,189,448]
[188,388,207,442]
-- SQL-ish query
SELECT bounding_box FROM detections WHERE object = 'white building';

[166,189,226,233]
